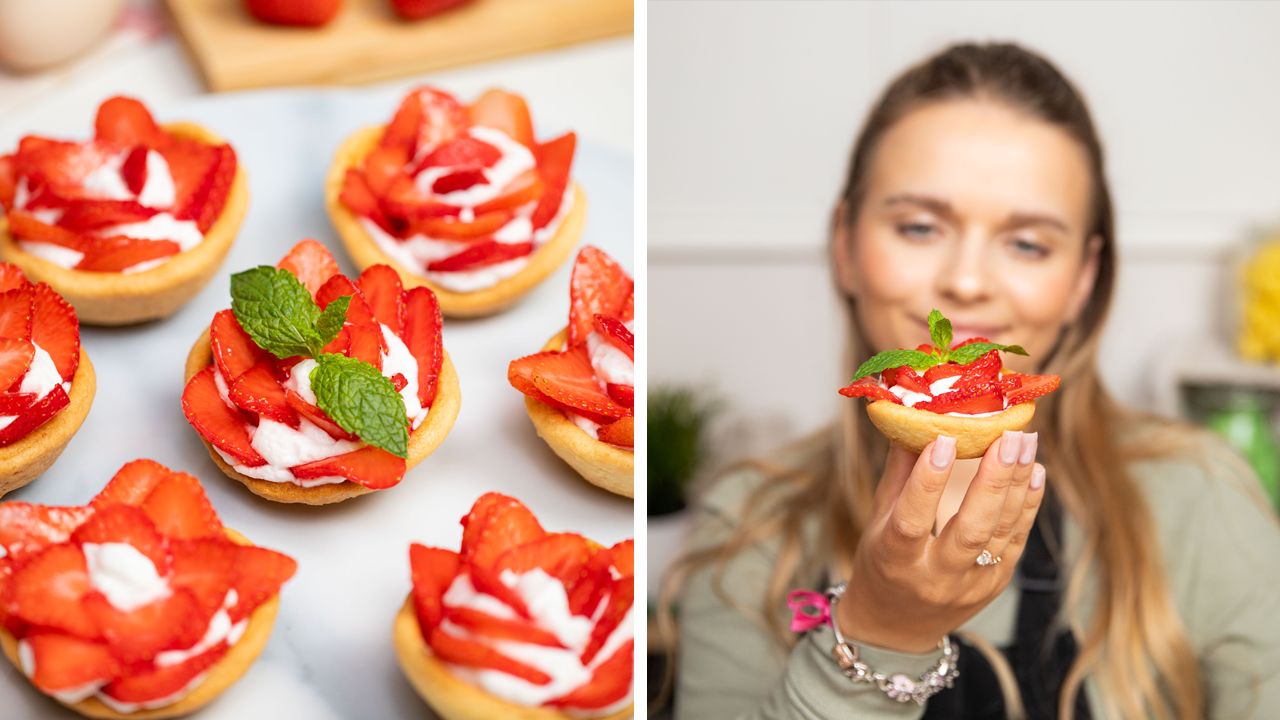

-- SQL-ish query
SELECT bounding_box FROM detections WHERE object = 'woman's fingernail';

[1019,432,1038,465]
[1030,464,1046,490]
[1000,431,1022,466]
[931,435,956,469]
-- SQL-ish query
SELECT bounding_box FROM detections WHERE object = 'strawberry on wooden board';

[24,632,119,694]
[182,366,268,467]
[568,246,632,346]
[391,0,473,22]
[244,0,342,27]
[289,445,406,489]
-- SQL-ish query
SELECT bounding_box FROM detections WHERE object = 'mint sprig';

[949,342,1027,365]
[310,354,408,458]
[852,349,937,381]
[848,309,1030,381]
[230,267,347,359]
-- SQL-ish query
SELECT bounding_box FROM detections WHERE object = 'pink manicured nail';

[1030,465,1046,490]
[1019,432,1038,465]
[931,435,956,469]
[999,431,1022,466]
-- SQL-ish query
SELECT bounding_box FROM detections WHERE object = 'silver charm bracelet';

[825,581,960,706]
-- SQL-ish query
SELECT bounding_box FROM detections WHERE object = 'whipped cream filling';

[563,323,634,445]
[0,343,72,432]
[886,374,1009,417]
[438,567,633,713]
[213,322,427,486]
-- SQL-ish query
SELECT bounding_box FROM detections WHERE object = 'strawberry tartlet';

[0,459,296,718]
[0,262,94,496]
[508,247,633,498]
[182,240,461,505]
[0,96,247,326]
[325,86,586,318]
[839,309,1061,459]
[394,493,634,720]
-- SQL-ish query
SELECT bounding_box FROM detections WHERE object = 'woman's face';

[834,99,1101,374]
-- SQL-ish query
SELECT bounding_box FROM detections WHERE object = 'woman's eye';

[895,222,937,240]
[1010,237,1050,258]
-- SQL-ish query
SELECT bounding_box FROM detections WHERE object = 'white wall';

[649,0,1280,460]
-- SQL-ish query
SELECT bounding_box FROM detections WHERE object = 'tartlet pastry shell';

[866,398,1037,459]
[183,328,460,505]
[0,347,95,497]
[0,122,249,326]
[0,528,281,719]
[324,125,586,318]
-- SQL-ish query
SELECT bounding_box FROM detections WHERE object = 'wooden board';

[165,0,632,92]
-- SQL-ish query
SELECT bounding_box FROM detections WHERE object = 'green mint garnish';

[315,296,351,348]
[310,354,408,458]
[927,308,952,352]
[948,342,1027,366]
[848,309,1030,382]
[230,267,348,358]
[852,349,938,381]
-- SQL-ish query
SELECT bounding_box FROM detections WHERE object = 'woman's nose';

[935,235,992,303]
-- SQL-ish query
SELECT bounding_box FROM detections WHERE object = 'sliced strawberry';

[276,239,340,298]
[84,587,205,664]
[606,383,633,409]
[390,373,408,392]
[71,504,170,572]
[140,471,223,540]
[361,144,410,197]
[551,640,634,710]
[838,377,900,403]
[57,199,157,233]
[157,136,218,215]
[0,286,33,340]
[316,274,377,327]
[420,135,502,170]
[229,362,299,428]
[597,416,634,448]
[509,350,612,424]
[6,210,87,251]
[568,246,632,346]
[182,366,267,467]
[999,373,1023,395]
[0,263,28,293]
[226,545,296,622]
[187,144,237,233]
[426,240,532,273]
[101,642,227,704]
[593,314,633,360]
[285,390,359,441]
[0,155,15,209]
[12,543,98,638]
[581,575,632,665]
[289,446,406,490]
[382,174,463,222]
[566,548,613,617]
[409,544,458,636]
[381,91,424,155]
[495,532,592,587]
[955,349,1002,388]
[24,633,119,695]
[531,131,576,229]
[13,138,113,197]
[30,283,79,382]
[428,626,551,685]
[473,169,545,215]
[95,97,164,148]
[121,146,149,196]
[885,365,930,394]
[209,309,269,383]
[0,393,34,414]
[1005,373,1061,405]
[467,89,535,148]
[0,338,34,391]
[413,211,514,242]
[75,235,181,273]
[0,385,69,447]
[460,493,545,570]
[529,346,629,423]
[345,323,384,370]
[410,88,470,158]
[923,362,965,385]
[91,459,173,510]
[402,286,443,407]
[446,606,563,647]
[916,379,1005,415]
[357,265,404,334]
[168,538,236,618]
[609,539,634,577]
[339,169,392,232]
[431,168,488,194]
[0,504,92,558]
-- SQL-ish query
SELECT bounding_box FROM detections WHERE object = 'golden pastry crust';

[866,398,1037,459]
[324,125,586,318]
[0,122,249,326]
[524,330,632,498]
[0,347,95,497]
[183,328,461,505]
[0,528,281,719]
[392,597,632,720]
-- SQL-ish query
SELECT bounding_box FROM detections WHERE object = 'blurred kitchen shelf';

[1154,334,1280,419]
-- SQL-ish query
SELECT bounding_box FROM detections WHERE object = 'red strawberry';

[597,416,634,448]
[30,283,79,382]
[289,446,406,489]
[72,504,170,572]
[951,336,991,350]
[14,138,113,197]
[357,265,405,334]
[95,97,164,148]
[316,274,377,327]
[381,91,422,154]
[566,548,612,617]
[0,385,69,447]
[402,286,443,407]
[0,503,92,559]
[431,168,488,194]
[182,366,268,467]
[468,561,531,618]
[837,377,899,403]
[101,642,227,704]
[391,0,472,22]
[0,393,34,414]
[409,544,458,636]
[186,144,238,233]
[24,633,119,694]
[12,543,98,638]
[606,383,633,409]
[284,390,360,441]
[409,88,470,157]
[473,170,545,215]
[460,493,545,570]
[580,575,632,665]
[6,210,87,251]
[445,607,563,647]
[381,174,462,224]
[57,199,157,233]
[345,323,384,370]
[528,346,629,423]
[1005,373,1061,405]
[75,236,181,273]
[884,365,929,394]
[277,239,340,298]
[390,373,408,392]
[495,533,592,587]
[227,545,296,622]
[923,362,965,385]
[592,314,633,360]
[0,155,15,209]
[428,626,550,685]
[954,349,1002,388]
[210,309,269,383]
[121,146,149,196]
[84,587,206,664]
[414,212,515,244]
[467,89,534,148]
[0,263,28,293]
[244,0,341,27]
[0,286,33,340]
[339,169,393,232]
[140,471,223,540]
[916,380,1005,415]
[568,247,632,346]
[229,362,299,428]
[158,137,217,215]
[364,139,412,199]
[609,539,634,577]
[92,458,174,510]
[530,131,576,229]
[0,338,34,391]
[421,136,501,170]
[999,373,1023,395]
[168,538,236,618]
[549,640,633,710]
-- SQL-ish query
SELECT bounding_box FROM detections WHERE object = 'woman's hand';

[835,430,1046,654]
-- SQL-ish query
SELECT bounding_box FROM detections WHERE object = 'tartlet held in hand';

[0,96,247,325]
[326,86,585,317]
[394,492,634,720]
[182,239,460,505]
[508,247,633,497]
[0,262,94,497]
[839,310,1060,459]
[0,459,296,718]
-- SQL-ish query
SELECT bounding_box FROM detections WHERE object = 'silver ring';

[975,549,1002,567]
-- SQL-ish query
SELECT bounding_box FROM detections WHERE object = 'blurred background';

[647,0,1280,710]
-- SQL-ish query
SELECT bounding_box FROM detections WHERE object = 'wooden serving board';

[165,0,632,92]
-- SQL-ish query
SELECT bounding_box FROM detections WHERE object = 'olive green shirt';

[675,433,1280,718]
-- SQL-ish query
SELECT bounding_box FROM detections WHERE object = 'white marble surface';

[0,83,634,718]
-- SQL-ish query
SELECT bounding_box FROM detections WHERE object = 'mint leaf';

[231,267,322,359]
[949,342,1029,366]
[852,349,939,381]
[310,354,408,458]
[927,309,951,353]
[314,296,351,354]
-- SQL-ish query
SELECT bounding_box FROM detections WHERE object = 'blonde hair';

[661,42,1208,720]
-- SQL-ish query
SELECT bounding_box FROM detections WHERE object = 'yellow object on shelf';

[1239,235,1280,363]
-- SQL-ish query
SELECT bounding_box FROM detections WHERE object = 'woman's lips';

[912,316,1007,343]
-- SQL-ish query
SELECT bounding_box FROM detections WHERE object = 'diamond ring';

[975,549,1002,567]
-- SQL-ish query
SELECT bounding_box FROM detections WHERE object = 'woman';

[666,42,1280,719]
